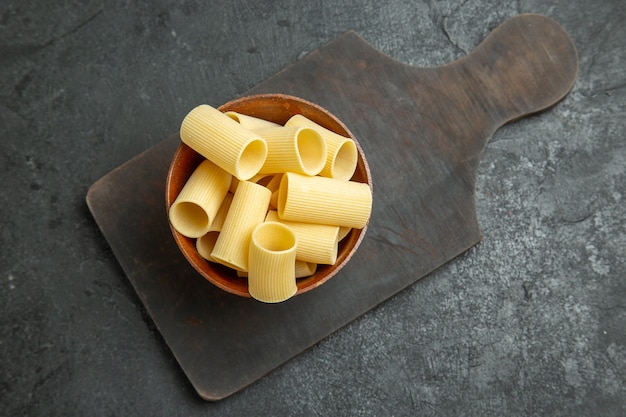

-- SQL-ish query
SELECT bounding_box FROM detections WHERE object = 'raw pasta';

[248,221,298,303]
[208,192,233,232]
[172,105,372,303]
[264,174,283,193]
[266,210,339,265]
[255,126,327,176]
[269,190,279,210]
[247,173,274,185]
[196,231,219,261]
[295,261,317,278]
[235,260,317,279]
[225,111,281,130]
[338,226,352,241]
[210,180,271,271]
[169,159,231,238]
[229,176,239,194]
[230,173,272,194]
[285,114,358,180]
[265,174,283,209]
[180,104,268,180]
[278,172,372,229]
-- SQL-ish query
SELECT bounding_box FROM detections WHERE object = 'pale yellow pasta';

[235,174,280,209]
[180,104,268,180]
[169,159,232,238]
[255,126,327,176]
[236,260,316,279]
[264,174,283,193]
[224,111,281,130]
[338,226,352,241]
[295,261,317,278]
[278,172,372,229]
[266,174,283,210]
[232,173,273,191]
[208,192,233,232]
[247,173,272,185]
[210,181,271,271]
[266,210,339,265]
[229,176,239,194]
[285,114,358,180]
[196,231,220,261]
[269,190,279,210]
[248,221,298,303]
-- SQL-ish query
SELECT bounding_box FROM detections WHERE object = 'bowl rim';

[165,93,372,298]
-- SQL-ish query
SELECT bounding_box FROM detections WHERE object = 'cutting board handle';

[418,14,578,167]
[456,13,578,126]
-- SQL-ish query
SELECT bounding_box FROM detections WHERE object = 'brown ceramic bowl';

[165,94,372,298]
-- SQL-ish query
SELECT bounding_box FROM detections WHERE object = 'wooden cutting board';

[86,14,577,401]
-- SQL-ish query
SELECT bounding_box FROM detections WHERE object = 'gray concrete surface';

[1,0,624,415]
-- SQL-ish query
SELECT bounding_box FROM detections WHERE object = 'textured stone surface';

[1,0,624,415]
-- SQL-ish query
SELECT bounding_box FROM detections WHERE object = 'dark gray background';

[1,0,624,415]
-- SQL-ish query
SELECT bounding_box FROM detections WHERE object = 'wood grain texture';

[86,14,577,400]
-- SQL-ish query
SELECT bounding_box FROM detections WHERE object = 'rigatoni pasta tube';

[248,221,298,303]
[269,190,279,210]
[224,111,281,130]
[295,261,317,278]
[255,126,327,176]
[338,226,352,241]
[180,104,268,180]
[285,114,358,180]
[207,192,233,232]
[211,181,271,271]
[265,174,283,193]
[229,176,239,194]
[266,174,283,209]
[278,172,372,229]
[196,231,219,261]
[248,173,274,186]
[169,159,232,238]
[266,210,339,265]
[235,260,316,279]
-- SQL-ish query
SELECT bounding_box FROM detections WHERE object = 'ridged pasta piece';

[247,173,273,185]
[266,210,339,265]
[232,172,274,191]
[180,104,268,180]
[269,190,279,210]
[235,260,316,279]
[169,159,232,238]
[255,126,327,176]
[266,174,283,210]
[208,192,233,232]
[338,226,352,241]
[285,114,358,180]
[210,181,271,271]
[265,174,283,193]
[229,176,239,194]
[248,221,298,303]
[278,172,372,229]
[295,261,317,278]
[224,111,281,130]
[196,231,220,261]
